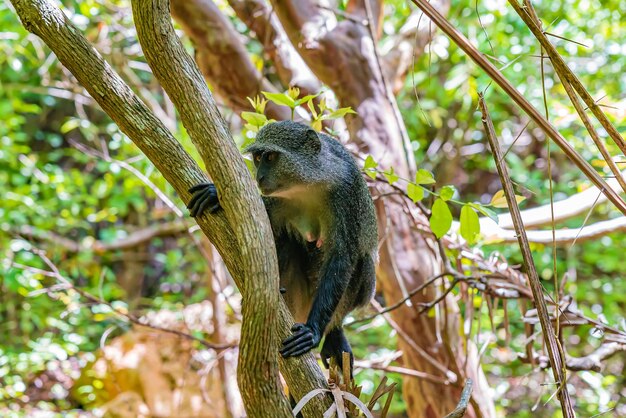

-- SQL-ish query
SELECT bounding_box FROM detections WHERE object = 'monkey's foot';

[187,183,221,217]
[280,323,320,358]
[320,328,353,373]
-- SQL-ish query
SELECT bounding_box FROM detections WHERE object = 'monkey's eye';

[266,152,276,162]
[254,154,262,163]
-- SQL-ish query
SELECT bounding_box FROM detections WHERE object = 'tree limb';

[519,342,626,372]
[479,95,575,417]
[409,0,626,216]
[9,0,327,415]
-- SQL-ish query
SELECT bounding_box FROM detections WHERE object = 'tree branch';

[9,0,326,415]
[409,0,626,216]
[479,95,574,417]
[519,342,626,372]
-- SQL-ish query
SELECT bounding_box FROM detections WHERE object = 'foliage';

[0,0,625,416]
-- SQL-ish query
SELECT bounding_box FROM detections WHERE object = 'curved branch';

[10,1,327,416]
[494,170,626,229]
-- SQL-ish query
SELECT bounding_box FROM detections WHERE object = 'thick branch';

[9,1,319,416]
[131,1,294,415]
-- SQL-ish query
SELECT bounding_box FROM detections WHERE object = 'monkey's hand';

[279,323,321,358]
[187,183,221,217]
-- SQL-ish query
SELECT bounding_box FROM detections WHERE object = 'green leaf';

[328,107,357,119]
[364,155,378,170]
[460,205,480,244]
[415,169,436,185]
[295,93,321,106]
[60,118,81,133]
[440,185,456,201]
[489,190,526,208]
[383,167,399,184]
[407,183,424,203]
[311,119,322,132]
[469,202,499,224]
[262,92,296,108]
[240,111,268,126]
[307,99,318,119]
[287,86,300,100]
[429,198,452,239]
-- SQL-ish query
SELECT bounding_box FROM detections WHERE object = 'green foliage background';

[1,0,624,416]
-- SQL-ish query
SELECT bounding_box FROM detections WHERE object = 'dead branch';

[479,95,574,417]
[519,342,626,372]
[509,0,626,155]
[444,379,473,418]
[409,0,626,216]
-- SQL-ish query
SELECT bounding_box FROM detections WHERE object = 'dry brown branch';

[409,0,626,216]
[509,0,626,155]
[479,95,574,417]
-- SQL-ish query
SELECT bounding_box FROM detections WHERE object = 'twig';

[408,0,626,216]
[443,379,473,418]
[478,96,575,417]
[11,250,235,351]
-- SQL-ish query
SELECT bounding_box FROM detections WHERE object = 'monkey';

[187,120,377,371]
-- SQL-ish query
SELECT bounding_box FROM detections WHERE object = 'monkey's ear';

[306,128,322,154]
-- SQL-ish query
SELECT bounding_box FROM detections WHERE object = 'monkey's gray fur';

[188,120,377,371]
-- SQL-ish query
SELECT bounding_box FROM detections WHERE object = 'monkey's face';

[251,150,307,198]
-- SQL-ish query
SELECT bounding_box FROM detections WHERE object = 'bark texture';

[10,1,329,416]
[174,0,495,416]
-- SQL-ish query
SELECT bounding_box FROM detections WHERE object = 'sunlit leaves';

[363,155,378,180]
[490,190,526,208]
[407,183,424,202]
[415,169,436,185]
[460,205,480,244]
[429,198,452,238]
[383,167,399,184]
[440,185,456,201]
[262,91,296,108]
